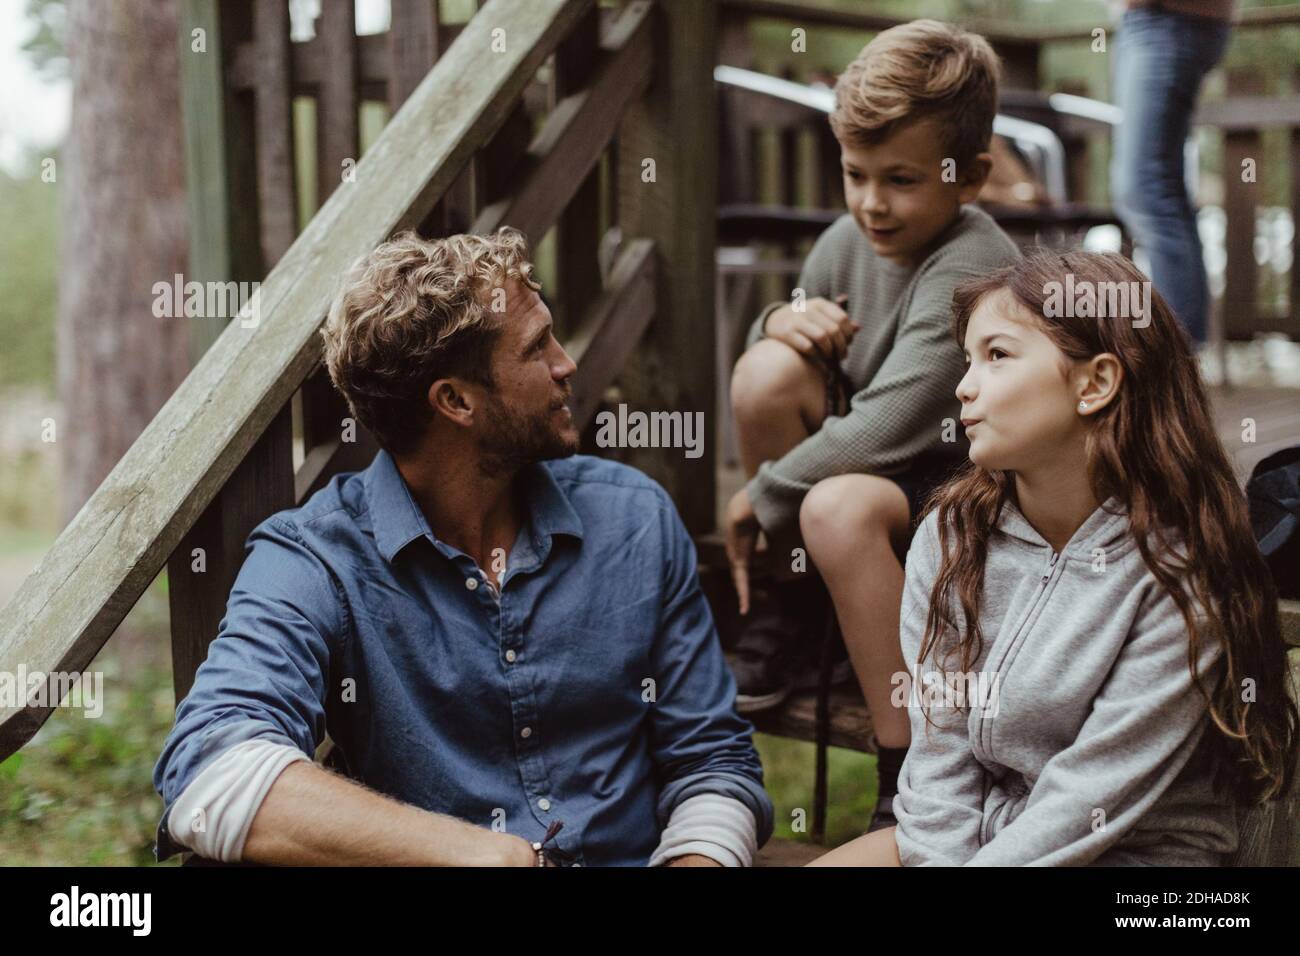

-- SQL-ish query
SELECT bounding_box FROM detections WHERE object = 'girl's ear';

[1076,353,1123,415]
[957,152,993,204]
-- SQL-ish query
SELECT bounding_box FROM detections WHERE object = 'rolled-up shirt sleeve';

[164,738,310,861]
[647,793,758,867]
[152,515,344,862]
[646,486,775,852]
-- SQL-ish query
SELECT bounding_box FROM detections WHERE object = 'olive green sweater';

[743,206,1020,537]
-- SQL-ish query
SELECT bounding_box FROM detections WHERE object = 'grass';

[0,579,179,866]
[756,735,876,848]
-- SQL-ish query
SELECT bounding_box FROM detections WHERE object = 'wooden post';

[178,0,262,363]
[315,0,358,208]
[1292,68,1300,329]
[393,0,480,236]
[716,7,751,69]
[615,0,717,534]
[1057,79,1093,204]
[991,37,1040,92]
[554,3,603,338]
[388,0,440,113]
[253,0,298,267]
[167,406,295,703]
[1223,70,1264,340]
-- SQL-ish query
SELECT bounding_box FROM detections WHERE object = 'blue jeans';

[1110,6,1231,345]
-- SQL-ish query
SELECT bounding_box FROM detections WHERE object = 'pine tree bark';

[57,0,189,524]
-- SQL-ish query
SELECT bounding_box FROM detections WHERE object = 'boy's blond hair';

[830,19,1000,169]
[320,227,540,454]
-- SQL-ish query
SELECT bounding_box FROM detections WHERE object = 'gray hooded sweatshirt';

[894,495,1238,866]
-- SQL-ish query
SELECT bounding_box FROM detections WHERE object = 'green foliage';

[0,448,59,539]
[756,734,875,846]
[21,0,67,80]
[0,581,178,866]
[0,166,59,393]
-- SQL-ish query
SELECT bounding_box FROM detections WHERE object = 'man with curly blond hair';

[153,228,773,868]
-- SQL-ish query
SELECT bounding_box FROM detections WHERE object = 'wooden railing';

[0,0,717,757]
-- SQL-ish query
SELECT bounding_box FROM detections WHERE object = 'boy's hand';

[724,487,761,615]
[764,295,857,361]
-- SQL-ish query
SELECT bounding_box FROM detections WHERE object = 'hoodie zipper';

[977,546,1062,846]
[1041,550,1060,581]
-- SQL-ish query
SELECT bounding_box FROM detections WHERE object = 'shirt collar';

[364,448,584,564]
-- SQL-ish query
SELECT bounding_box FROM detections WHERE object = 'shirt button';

[465,577,478,590]
[520,727,532,738]
[505,649,517,663]
[538,798,551,811]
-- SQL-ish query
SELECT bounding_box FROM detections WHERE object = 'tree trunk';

[57,0,189,524]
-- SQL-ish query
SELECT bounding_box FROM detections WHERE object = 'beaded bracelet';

[532,820,566,867]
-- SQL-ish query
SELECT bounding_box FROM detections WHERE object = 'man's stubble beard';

[476,391,580,477]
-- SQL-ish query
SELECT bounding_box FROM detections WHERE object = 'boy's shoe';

[790,624,854,691]
[728,587,801,713]
[729,575,844,713]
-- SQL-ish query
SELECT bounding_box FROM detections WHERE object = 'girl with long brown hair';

[811,249,1297,866]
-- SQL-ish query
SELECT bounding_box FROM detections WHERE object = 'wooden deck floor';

[1209,384,1300,485]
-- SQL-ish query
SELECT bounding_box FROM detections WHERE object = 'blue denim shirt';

[153,450,773,865]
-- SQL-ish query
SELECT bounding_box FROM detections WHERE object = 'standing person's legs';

[1110,8,1230,345]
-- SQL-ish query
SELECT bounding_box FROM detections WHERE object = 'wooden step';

[749,686,874,753]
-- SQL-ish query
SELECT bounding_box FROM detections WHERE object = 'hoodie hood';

[993,494,1134,559]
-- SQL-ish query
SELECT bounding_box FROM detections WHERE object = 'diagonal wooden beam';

[473,0,652,240]
[0,0,594,760]
[564,237,657,430]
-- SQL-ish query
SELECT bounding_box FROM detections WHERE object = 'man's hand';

[499,833,543,867]
[764,295,857,361]
[665,853,724,867]
[724,487,761,616]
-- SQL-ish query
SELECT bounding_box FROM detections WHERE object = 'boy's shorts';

[822,364,965,537]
